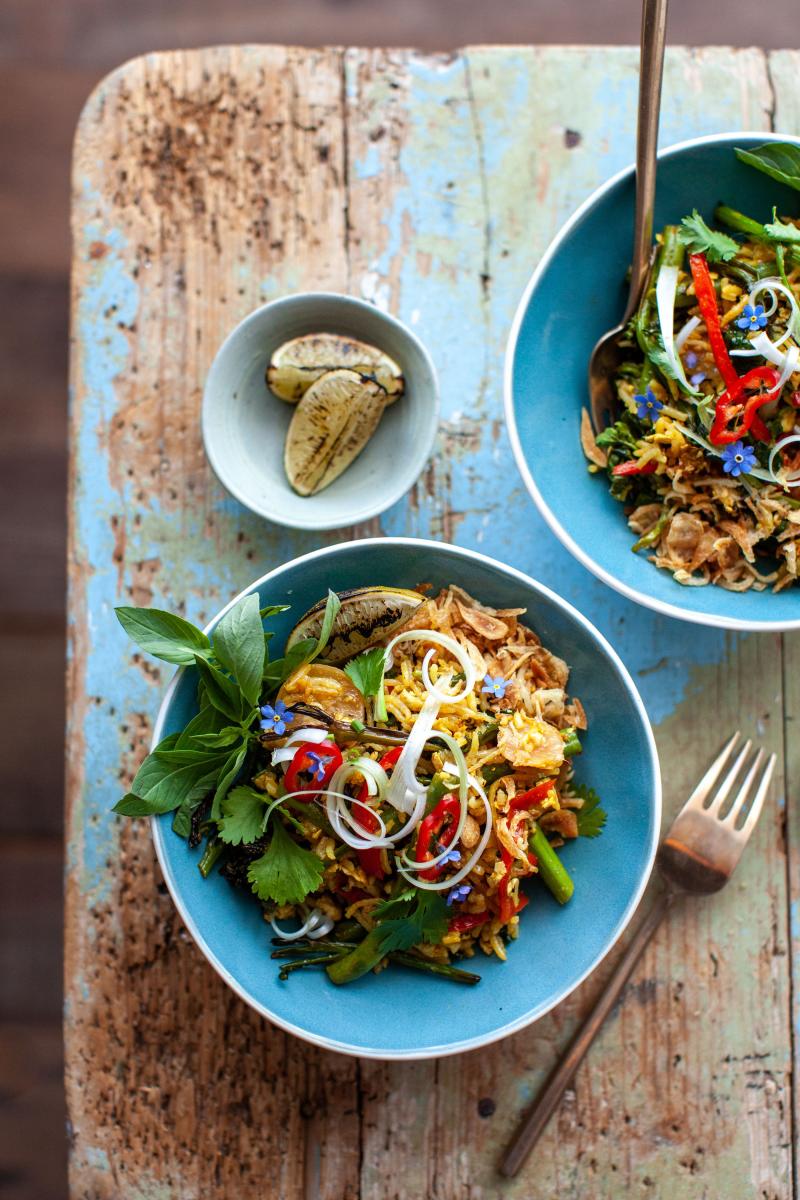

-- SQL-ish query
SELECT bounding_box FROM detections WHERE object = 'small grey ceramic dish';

[202,292,440,530]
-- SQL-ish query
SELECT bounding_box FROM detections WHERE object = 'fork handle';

[499,889,676,1178]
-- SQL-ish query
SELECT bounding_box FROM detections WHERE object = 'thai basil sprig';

[113,590,340,829]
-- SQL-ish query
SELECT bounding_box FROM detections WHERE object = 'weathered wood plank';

[67,46,361,1200]
[67,44,798,1199]
[343,46,793,1200]
[761,51,800,1198]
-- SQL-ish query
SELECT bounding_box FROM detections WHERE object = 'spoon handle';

[499,889,675,1179]
[623,0,669,324]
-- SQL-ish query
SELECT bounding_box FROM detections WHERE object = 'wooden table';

[67,45,800,1198]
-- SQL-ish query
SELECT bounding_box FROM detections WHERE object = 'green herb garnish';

[678,210,739,262]
[570,783,608,839]
[247,817,325,905]
[344,645,388,722]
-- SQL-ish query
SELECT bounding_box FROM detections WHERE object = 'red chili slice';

[283,740,342,801]
[612,460,658,477]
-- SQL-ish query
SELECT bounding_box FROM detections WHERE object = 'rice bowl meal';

[582,143,800,593]
[114,583,606,988]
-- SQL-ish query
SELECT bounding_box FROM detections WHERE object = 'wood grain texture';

[67,45,798,1198]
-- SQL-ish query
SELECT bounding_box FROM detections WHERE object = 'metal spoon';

[588,0,669,432]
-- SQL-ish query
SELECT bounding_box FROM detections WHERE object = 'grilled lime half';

[267,333,405,404]
[286,586,424,664]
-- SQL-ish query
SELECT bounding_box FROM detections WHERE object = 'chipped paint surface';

[67,45,797,1198]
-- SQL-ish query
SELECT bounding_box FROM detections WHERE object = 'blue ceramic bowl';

[506,132,800,632]
[151,538,660,1059]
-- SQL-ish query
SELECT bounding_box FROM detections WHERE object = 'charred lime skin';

[287,586,423,664]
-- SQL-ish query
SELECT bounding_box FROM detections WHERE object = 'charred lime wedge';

[284,369,387,496]
[267,333,404,404]
[287,586,424,664]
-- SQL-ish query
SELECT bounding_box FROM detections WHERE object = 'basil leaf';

[736,143,800,193]
[260,604,291,619]
[212,593,266,708]
[190,727,244,749]
[172,804,194,838]
[175,705,228,749]
[115,606,211,665]
[194,657,244,723]
[210,744,248,821]
[311,590,341,662]
[115,757,222,815]
[264,638,317,688]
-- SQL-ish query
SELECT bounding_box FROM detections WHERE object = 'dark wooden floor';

[1,2,793,1196]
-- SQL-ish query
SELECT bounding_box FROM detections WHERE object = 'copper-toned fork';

[500,732,776,1178]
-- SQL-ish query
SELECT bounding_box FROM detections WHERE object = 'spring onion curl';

[768,434,800,490]
[380,628,477,814]
[396,731,471,874]
[270,726,330,766]
[397,775,494,892]
[271,908,335,942]
[656,265,700,396]
[322,769,391,848]
[318,780,428,851]
[383,628,477,703]
[674,314,701,352]
[674,422,774,483]
[730,278,800,357]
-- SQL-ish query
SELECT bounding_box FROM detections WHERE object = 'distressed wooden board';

[67,45,798,1198]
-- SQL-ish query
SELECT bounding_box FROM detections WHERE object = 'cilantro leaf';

[373,889,449,953]
[247,818,325,905]
[218,785,266,846]
[570,783,608,839]
[764,210,800,245]
[344,646,388,721]
[678,210,739,262]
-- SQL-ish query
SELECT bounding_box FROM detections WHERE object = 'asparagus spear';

[198,840,224,878]
[529,824,574,905]
[388,951,480,985]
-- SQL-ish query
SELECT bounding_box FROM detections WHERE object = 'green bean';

[388,951,480,985]
[561,728,582,757]
[631,508,670,553]
[198,840,224,878]
[529,824,574,905]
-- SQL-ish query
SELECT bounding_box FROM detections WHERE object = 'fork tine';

[735,752,776,840]
[705,739,752,816]
[723,748,763,825]
[683,731,740,813]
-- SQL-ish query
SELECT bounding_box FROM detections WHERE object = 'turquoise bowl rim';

[504,130,800,633]
[149,537,661,1060]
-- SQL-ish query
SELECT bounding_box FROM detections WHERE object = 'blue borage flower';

[446,884,472,906]
[737,303,768,332]
[305,750,328,782]
[635,387,663,422]
[436,846,461,867]
[690,371,706,387]
[259,699,294,735]
[482,673,507,699]
[684,350,699,369]
[721,440,758,477]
